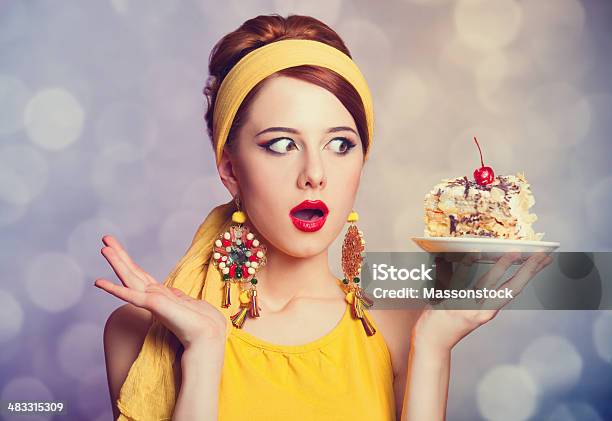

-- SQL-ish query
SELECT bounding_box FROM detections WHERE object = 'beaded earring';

[211,195,267,328]
[341,210,376,336]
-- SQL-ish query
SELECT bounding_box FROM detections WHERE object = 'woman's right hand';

[94,235,228,352]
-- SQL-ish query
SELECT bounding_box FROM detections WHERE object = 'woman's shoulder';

[103,304,154,419]
[105,303,154,342]
[367,308,421,377]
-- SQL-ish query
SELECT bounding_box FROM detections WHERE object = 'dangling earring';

[341,210,376,336]
[211,194,267,328]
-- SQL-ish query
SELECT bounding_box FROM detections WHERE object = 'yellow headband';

[212,39,374,165]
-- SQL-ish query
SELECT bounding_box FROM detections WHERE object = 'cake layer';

[423,172,544,240]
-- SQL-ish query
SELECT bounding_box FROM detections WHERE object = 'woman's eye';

[327,137,356,155]
[264,138,297,154]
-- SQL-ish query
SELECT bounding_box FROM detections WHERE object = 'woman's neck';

[253,242,344,313]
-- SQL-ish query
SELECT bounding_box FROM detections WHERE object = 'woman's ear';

[217,149,239,197]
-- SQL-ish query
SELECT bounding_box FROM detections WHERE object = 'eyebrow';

[255,126,358,137]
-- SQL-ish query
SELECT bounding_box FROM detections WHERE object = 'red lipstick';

[289,200,329,232]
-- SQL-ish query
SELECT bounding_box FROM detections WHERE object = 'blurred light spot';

[110,0,180,24]
[0,74,31,136]
[382,69,431,124]
[522,83,590,148]
[0,166,28,206]
[454,0,523,51]
[141,59,201,124]
[94,101,159,162]
[585,176,612,246]
[96,199,160,238]
[557,253,594,279]
[439,36,486,76]
[274,0,343,27]
[67,217,124,278]
[477,364,537,421]
[25,252,85,312]
[194,0,277,32]
[475,51,531,114]
[77,367,111,414]
[402,0,452,5]
[593,311,612,364]
[475,52,509,98]
[0,338,21,365]
[520,0,586,77]
[336,19,392,91]
[90,148,149,199]
[109,0,130,15]
[56,322,104,380]
[522,0,585,35]
[24,88,85,150]
[1,377,54,421]
[90,152,160,237]
[519,335,582,394]
[545,401,604,421]
[0,144,49,207]
[0,290,23,344]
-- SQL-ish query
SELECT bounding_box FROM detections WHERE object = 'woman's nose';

[297,154,326,190]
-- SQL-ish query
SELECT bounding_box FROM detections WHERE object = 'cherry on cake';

[423,137,544,241]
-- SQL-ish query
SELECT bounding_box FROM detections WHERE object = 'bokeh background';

[1,0,611,420]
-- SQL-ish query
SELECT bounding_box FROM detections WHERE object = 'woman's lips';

[289,200,329,232]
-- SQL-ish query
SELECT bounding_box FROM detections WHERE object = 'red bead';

[245,239,253,248]
[249,254,258,262]
[222,239,231,247]
[229,264,236,278]
[241,264,248,275]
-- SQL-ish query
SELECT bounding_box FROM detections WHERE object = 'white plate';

[411,236,560,263]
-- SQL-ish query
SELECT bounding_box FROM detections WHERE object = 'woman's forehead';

[246,76,357,133]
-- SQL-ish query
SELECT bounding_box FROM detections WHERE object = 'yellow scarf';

[115,38,374,420]
[116,199,241,420]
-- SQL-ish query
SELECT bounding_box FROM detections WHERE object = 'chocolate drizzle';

[449,215,457,234]
[445,175,521,201]
[447,175,493,193]
[474,192,482,210]
[460,214,482,223]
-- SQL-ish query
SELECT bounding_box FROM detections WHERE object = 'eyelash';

[260,137,357,156]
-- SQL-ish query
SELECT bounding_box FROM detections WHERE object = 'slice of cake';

[423,172,544,240]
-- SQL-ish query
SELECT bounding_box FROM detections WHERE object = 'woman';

[97,14,552,420]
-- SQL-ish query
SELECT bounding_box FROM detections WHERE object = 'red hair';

[202,14,369,158]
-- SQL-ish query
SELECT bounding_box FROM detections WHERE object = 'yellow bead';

[232,211,246,224]
[345,291,355,304]
[239,289,251,304]
[347,211,359,222]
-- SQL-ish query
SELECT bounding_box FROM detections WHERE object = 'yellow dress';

[115,202,396,420]
[219,299,396,420]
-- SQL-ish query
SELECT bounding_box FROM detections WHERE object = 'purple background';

[1,0,611,420]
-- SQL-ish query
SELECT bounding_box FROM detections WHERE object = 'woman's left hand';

[412,251,553,353]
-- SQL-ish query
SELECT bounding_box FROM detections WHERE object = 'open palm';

[416,251,553,351]
[94,235,227,350]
